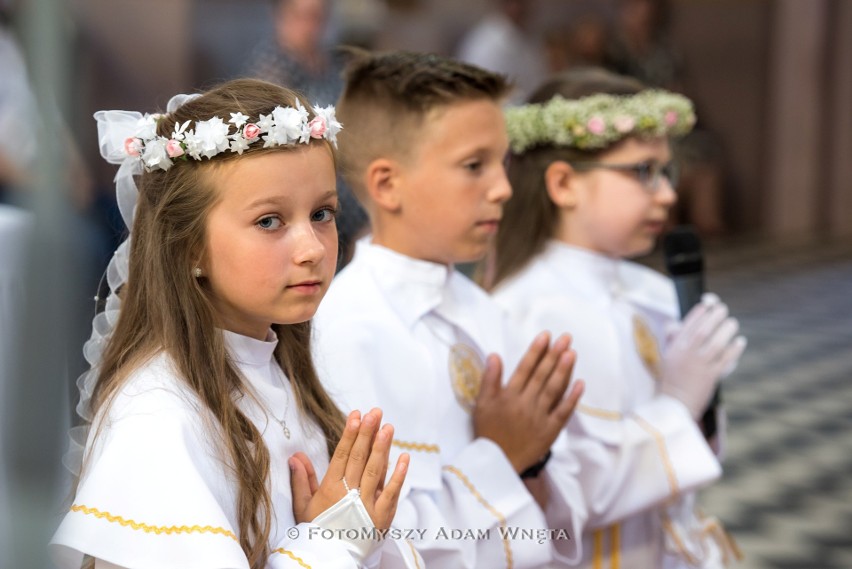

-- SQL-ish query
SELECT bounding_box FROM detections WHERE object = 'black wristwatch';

[520,450,552,479]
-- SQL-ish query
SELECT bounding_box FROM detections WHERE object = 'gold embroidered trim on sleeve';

[272,548,312,568]
[700,513,744,563]
[632,415,680,495]
[578,404,624,421]
[69,504,238,541]
[393,440,440,453]
[660,514,700,566]
[407,539,422,569]
[443,465,513,569]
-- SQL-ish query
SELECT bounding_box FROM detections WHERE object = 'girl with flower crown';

[487,67,747,568]
[50,78,421,569]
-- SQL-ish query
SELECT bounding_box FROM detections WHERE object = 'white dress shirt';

[312,238,587,568]
[493,241,734,568]
[51,329,422,569]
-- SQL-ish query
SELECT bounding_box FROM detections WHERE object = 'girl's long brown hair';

[89,79,345,567]
[489,68,646,289]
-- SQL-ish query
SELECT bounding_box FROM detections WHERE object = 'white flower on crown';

[172,120,191,141]
[142,138,173,171]
[266,101,310,147]
[194,117,231,159]
[229,112,249,129]
[229,135,251,155]
[135,115,159,140]
[122,102,342,171]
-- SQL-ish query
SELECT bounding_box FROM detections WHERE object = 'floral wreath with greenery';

[505,90,696,153]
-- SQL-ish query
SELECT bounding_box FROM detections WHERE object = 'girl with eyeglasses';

[486,67,746,568]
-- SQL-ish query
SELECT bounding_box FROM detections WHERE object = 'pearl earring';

[193,267,202,278]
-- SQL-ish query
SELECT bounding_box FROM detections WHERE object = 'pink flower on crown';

[665,111,679,126]
[614,115,635,133]
[124,137,142,157]
[308,116,327,139]
[166,139,184,158]
[587,116,606,135]
[313,105,342,145]
[243,123,261,141]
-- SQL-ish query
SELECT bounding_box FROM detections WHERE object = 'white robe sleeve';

[313,322,559,568]
[514,296,721,531]
[51,368,419,569]
[567,394,721,530]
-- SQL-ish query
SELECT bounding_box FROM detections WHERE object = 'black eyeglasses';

[570,160,680,192]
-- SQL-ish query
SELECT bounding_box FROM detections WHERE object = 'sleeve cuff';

[632,395,722,495]
[310,489,378,563]
[444,437,538,528]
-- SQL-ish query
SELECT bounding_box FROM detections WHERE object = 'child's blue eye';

[312,207,337,223]
[257,216,282,231]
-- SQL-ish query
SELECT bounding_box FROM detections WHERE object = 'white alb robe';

[312,239,588,568]
[493,241,736,569]
[51,329,422,569]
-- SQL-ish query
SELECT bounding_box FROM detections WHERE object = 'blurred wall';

[72,0,194,187]
[673,0,850,238]
[671,0,771,235]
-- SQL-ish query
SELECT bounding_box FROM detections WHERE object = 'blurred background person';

[243,0,344,107]
[0,8,36,202]
[543,10,609,73]
[605,0,681,92]
[243,0,368,267]
[456,0,548,103]
[604,0,732,237]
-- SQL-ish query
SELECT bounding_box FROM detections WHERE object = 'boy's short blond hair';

[336,50,510,207]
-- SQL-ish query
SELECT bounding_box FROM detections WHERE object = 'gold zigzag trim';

[443,465,513,569]
[272,548,312,568]
[69,504,238,541]
[392,440,440,453]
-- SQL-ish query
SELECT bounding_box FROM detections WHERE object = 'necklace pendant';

[274,417,292,439]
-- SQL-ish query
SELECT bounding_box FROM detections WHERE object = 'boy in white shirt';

[312,51,588,568]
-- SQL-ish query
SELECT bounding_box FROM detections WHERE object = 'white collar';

[540,240,678,317]
[542,241,626,299]
[355,238,454,328]
[222,328,278,366]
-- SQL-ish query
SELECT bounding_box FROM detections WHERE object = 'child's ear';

[545,160,578,209]
[364,158,402,213]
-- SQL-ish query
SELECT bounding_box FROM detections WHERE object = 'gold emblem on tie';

[632,314,662,380]
[448,343,484,412]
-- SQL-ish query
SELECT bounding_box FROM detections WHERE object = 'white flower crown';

[505,90,696,153]
[122,100,342,172]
